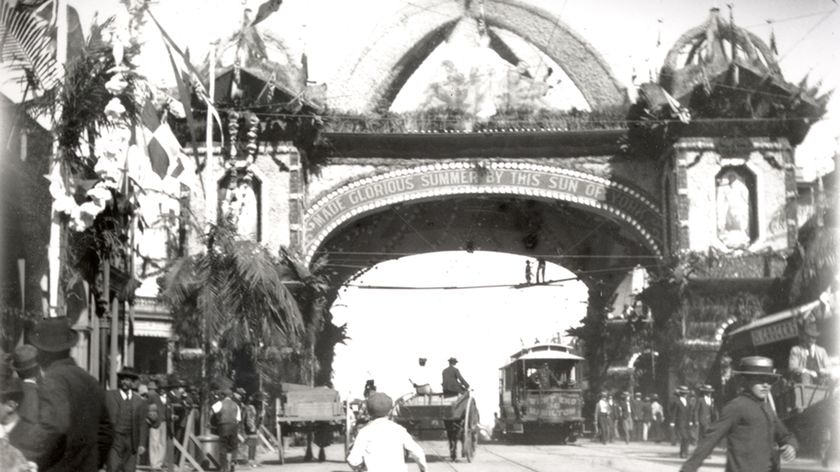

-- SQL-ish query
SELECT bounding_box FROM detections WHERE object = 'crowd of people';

[0,316,266,472]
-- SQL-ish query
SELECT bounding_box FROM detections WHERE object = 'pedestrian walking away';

[347,392,426,472]
[14,316,113,472]
[441,357,469,460]
[692,384,717,440]
[211,387,241,472]
[680,356,798,472]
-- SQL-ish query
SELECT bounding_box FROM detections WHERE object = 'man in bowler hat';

[16,316,112,472]
[669,385,693,458]
[681,356,797,472]
[11,345,40,423]
[105,367,149,472]
[441,357,469,461]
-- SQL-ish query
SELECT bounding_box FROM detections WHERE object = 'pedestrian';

[680,356,797,472]
[640,395,652,442]
[145,378,167,471]
[596,392,611,444]
[631,392,644,441]
[105,367,149,472]
[610,393,620,441]
[0,377,38,472]
[536,258,546,283]
[11,345,39,424]
[524,260,532,284]
[669,385,693,458]
[441,357,469,460]
[618,392,632,444]
[788,321,830,385]
[693,384,717,440]
[16,316,113,472]
[211,387,240,472]
[243,394,259,467]
[347,392,426,472]
[650,393,663,442]
[409,357,433,404]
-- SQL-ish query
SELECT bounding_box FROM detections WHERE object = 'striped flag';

[137,99,183,179]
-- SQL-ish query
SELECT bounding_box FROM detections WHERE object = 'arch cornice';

[302,161,663,266]
[327,0,627,112]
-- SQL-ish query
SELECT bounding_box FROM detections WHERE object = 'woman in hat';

[681,356,797,472]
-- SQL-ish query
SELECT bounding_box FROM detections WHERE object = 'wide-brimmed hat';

[675,385,689,394]
[650,393,659,400]
[117,367,140,380]
[366,392,393,418]
[732,356,779,377]
[697,384,714,393]
[448,357,458,364]
[30,317,78,352]
[621,391,630,397]
[12,345,38,373]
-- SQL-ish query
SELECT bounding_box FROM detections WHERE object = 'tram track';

[420,441,562,472]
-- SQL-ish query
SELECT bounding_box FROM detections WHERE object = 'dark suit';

[18,379,39,423]
[681,392,798,472]
[441,366,469,396]
[105,389,149,472]
[11,358,112,472]
[693,397,717,438]
[670,397,692,458]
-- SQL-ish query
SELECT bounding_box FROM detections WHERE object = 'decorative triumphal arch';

[194,1,827,391]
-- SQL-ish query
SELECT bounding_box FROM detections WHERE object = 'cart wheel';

[277,423,285,465]
[463,395,479,462]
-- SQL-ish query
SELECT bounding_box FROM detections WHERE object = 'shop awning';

[726,299,821,348]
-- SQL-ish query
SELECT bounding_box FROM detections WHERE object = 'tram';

[496,342,584,443]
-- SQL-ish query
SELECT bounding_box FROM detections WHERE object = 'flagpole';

[47,0,68,319]
[200,40,216,437]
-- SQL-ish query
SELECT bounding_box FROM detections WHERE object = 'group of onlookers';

[594,389,672,444]
[0,316,266,472]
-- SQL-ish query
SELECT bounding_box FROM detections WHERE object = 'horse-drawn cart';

[274,384,352,464]
[392,391,480,462]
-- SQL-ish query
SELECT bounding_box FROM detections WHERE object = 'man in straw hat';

[105,366,149,472]
[347,392,426,472]
[788,321,830,385]
[681,356,797,472]
[16,316,113,472]
[693,384,717,439]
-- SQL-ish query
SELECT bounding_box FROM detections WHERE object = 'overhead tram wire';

[342,263,660,291]
[316,250,664,259]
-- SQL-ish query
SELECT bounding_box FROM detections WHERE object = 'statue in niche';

[716,169,751,248]
[220,176,259,240]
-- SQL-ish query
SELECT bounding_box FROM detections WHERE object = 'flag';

[769,23,778,56]
[165,41,200,169]
[663,89,691,124]
[137,100,182,179]
[148,11,223,152]
[252,0,282,27]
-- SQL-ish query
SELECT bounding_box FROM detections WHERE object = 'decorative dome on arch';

[659,7,783,102]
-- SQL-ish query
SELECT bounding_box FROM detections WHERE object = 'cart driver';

[441,357,469,397]
[788,321,830,385]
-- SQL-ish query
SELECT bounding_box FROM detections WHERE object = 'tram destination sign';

[305,166,662,241]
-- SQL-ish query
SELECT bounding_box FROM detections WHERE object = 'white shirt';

[410,365,433,387]
[0,416,19,439]
[347,417,426,472]
[120,389,133,401]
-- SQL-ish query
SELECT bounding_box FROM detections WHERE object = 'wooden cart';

[274,384,353,464]
[392,391,480,462]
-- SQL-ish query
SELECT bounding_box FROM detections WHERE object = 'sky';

[19,0,839,421]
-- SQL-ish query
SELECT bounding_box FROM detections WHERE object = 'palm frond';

[0,2,60,90]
